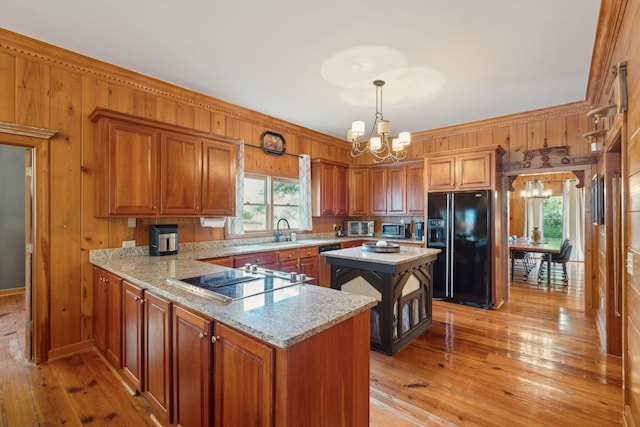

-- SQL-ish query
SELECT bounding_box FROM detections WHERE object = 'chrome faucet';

[276,218,291,242]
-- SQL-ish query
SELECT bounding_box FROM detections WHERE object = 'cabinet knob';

[198,332,207,340]
[211,335,221,343]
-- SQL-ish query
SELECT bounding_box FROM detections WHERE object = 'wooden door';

[348,167,369,216]
[108,120,159,215]
[370,167,388,215]
[122,280,145,392]
[105,271,123,368]
[425,157,455,191]
[144,292,172,426]
[334,165,348,216]
[407,162,424,215]
[387,165,407,215]
[202,139,236,217]
[299,256,319,283]
[457,152,492,189]
[173,305,212,427]
[214,323,274,427]
[160,132,201,216]
[319,163,336,215]
[93,266,108,352]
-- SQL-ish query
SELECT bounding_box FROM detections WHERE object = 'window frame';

[242,173,300,236]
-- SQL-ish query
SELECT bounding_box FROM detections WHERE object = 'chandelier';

[347,80,410,163]
[520,179,552,199]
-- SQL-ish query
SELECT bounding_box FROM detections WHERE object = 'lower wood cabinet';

[144,292,172,426]
[105,270,123,368]
[122,280,145,392]
[214,323,274,426]
[172,305,213,427]
[233,251,278,270]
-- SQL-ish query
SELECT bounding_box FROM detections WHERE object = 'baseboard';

[47,339,95,361]
[0,287,25,297]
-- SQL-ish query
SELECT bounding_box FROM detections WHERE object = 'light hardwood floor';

[0,262,622,426]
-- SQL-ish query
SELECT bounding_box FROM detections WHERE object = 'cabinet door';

[334,165,348,216]
[93,267,108,352]
[173,305,212,427]
[144,292,172,426]
[202,139,236,216]
[348,167,369,216]
[299,256,319,283]
[214,323,274,427]
[457,152,492,189]
[105,271,123,368]
[319,163,335,215]
[108,120,159,215]
[160,132,202,216]
[387,166,407,215]
[425,157,456,191]
[122,280,145,392]
[370,167,388,215]
[407,163,425,215]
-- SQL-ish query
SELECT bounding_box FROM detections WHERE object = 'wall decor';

[261,131,286,155]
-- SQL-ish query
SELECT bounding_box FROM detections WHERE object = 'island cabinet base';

[274,310,370,427]
[328,256,434,356]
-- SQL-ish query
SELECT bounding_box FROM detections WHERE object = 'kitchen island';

[323,245,440,355]
[90,249,376,426]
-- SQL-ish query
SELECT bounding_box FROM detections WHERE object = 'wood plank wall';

[0,28,598,359]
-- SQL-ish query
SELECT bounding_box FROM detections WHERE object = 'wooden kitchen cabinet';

[348,166,370,216]
[370,164,407,215]
[311,159,348,216]
[90,108,239,218]
[93,267,123,367]
[214,323,274,427]
[122,280,145,392]
[105,269,123,368]
[93,266,108,352]
[160,132,202,216]
[144,292,173,426]
[278,248,299,273]
[299,246,319,283]
[172,305,213,427]
[406,161,424,215]
[425,146,500,192]
[234,251,278,270]
[201,138,236,217]
[202,256,234,268]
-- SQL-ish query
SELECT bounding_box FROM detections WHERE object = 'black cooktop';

[170,268,302,304]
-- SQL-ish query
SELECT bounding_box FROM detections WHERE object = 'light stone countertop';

[90,240,379,349]
[321,246,441,265]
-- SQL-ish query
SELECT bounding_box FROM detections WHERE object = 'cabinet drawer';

[299,246,319,259]
[234,252,277,267]
[278,248,299,263]
[202,256,233,267]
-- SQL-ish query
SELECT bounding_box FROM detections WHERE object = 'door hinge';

[25,166,32,177]
[26,243,32,254]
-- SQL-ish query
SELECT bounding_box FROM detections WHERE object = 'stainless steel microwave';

[345,221,374,237]
[381,222,408,239]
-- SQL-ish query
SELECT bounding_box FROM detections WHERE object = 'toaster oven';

[345,220,374,237]
[381,222,409,239]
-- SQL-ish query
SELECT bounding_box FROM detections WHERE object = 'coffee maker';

[414,221,425,241]
[149,224,178,256]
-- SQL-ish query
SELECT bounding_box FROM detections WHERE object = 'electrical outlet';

[127,218,136,228]
[333,224,337,230]
[122,240,136,248]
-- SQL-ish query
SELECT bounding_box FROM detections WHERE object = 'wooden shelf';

[586,104,617,119]
[582,129,608,139]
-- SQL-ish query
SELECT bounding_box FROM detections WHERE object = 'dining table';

[509,238,562,286]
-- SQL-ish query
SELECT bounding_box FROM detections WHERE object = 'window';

[543,196,563,239]
[243,174,300,233]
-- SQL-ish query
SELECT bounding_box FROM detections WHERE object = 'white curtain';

[298,154,312,231]
[523,181,545,240]
[562,179,584,261]
[226,142,245,236]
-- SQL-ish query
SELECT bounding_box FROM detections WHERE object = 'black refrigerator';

[426,190,491,308]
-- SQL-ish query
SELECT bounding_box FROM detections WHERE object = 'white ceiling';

[0,0,601,139]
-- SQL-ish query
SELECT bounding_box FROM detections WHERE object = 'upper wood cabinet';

[424,146,504,192]
[406,161,424,215]
[311,159,348,216]
[370,164,407,215]
[348,166,369,216]
[90,108,239,218]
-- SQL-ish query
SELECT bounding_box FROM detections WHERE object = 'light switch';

[628,251,634,275]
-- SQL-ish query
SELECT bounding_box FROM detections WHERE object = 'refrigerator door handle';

[446,193,454,298]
